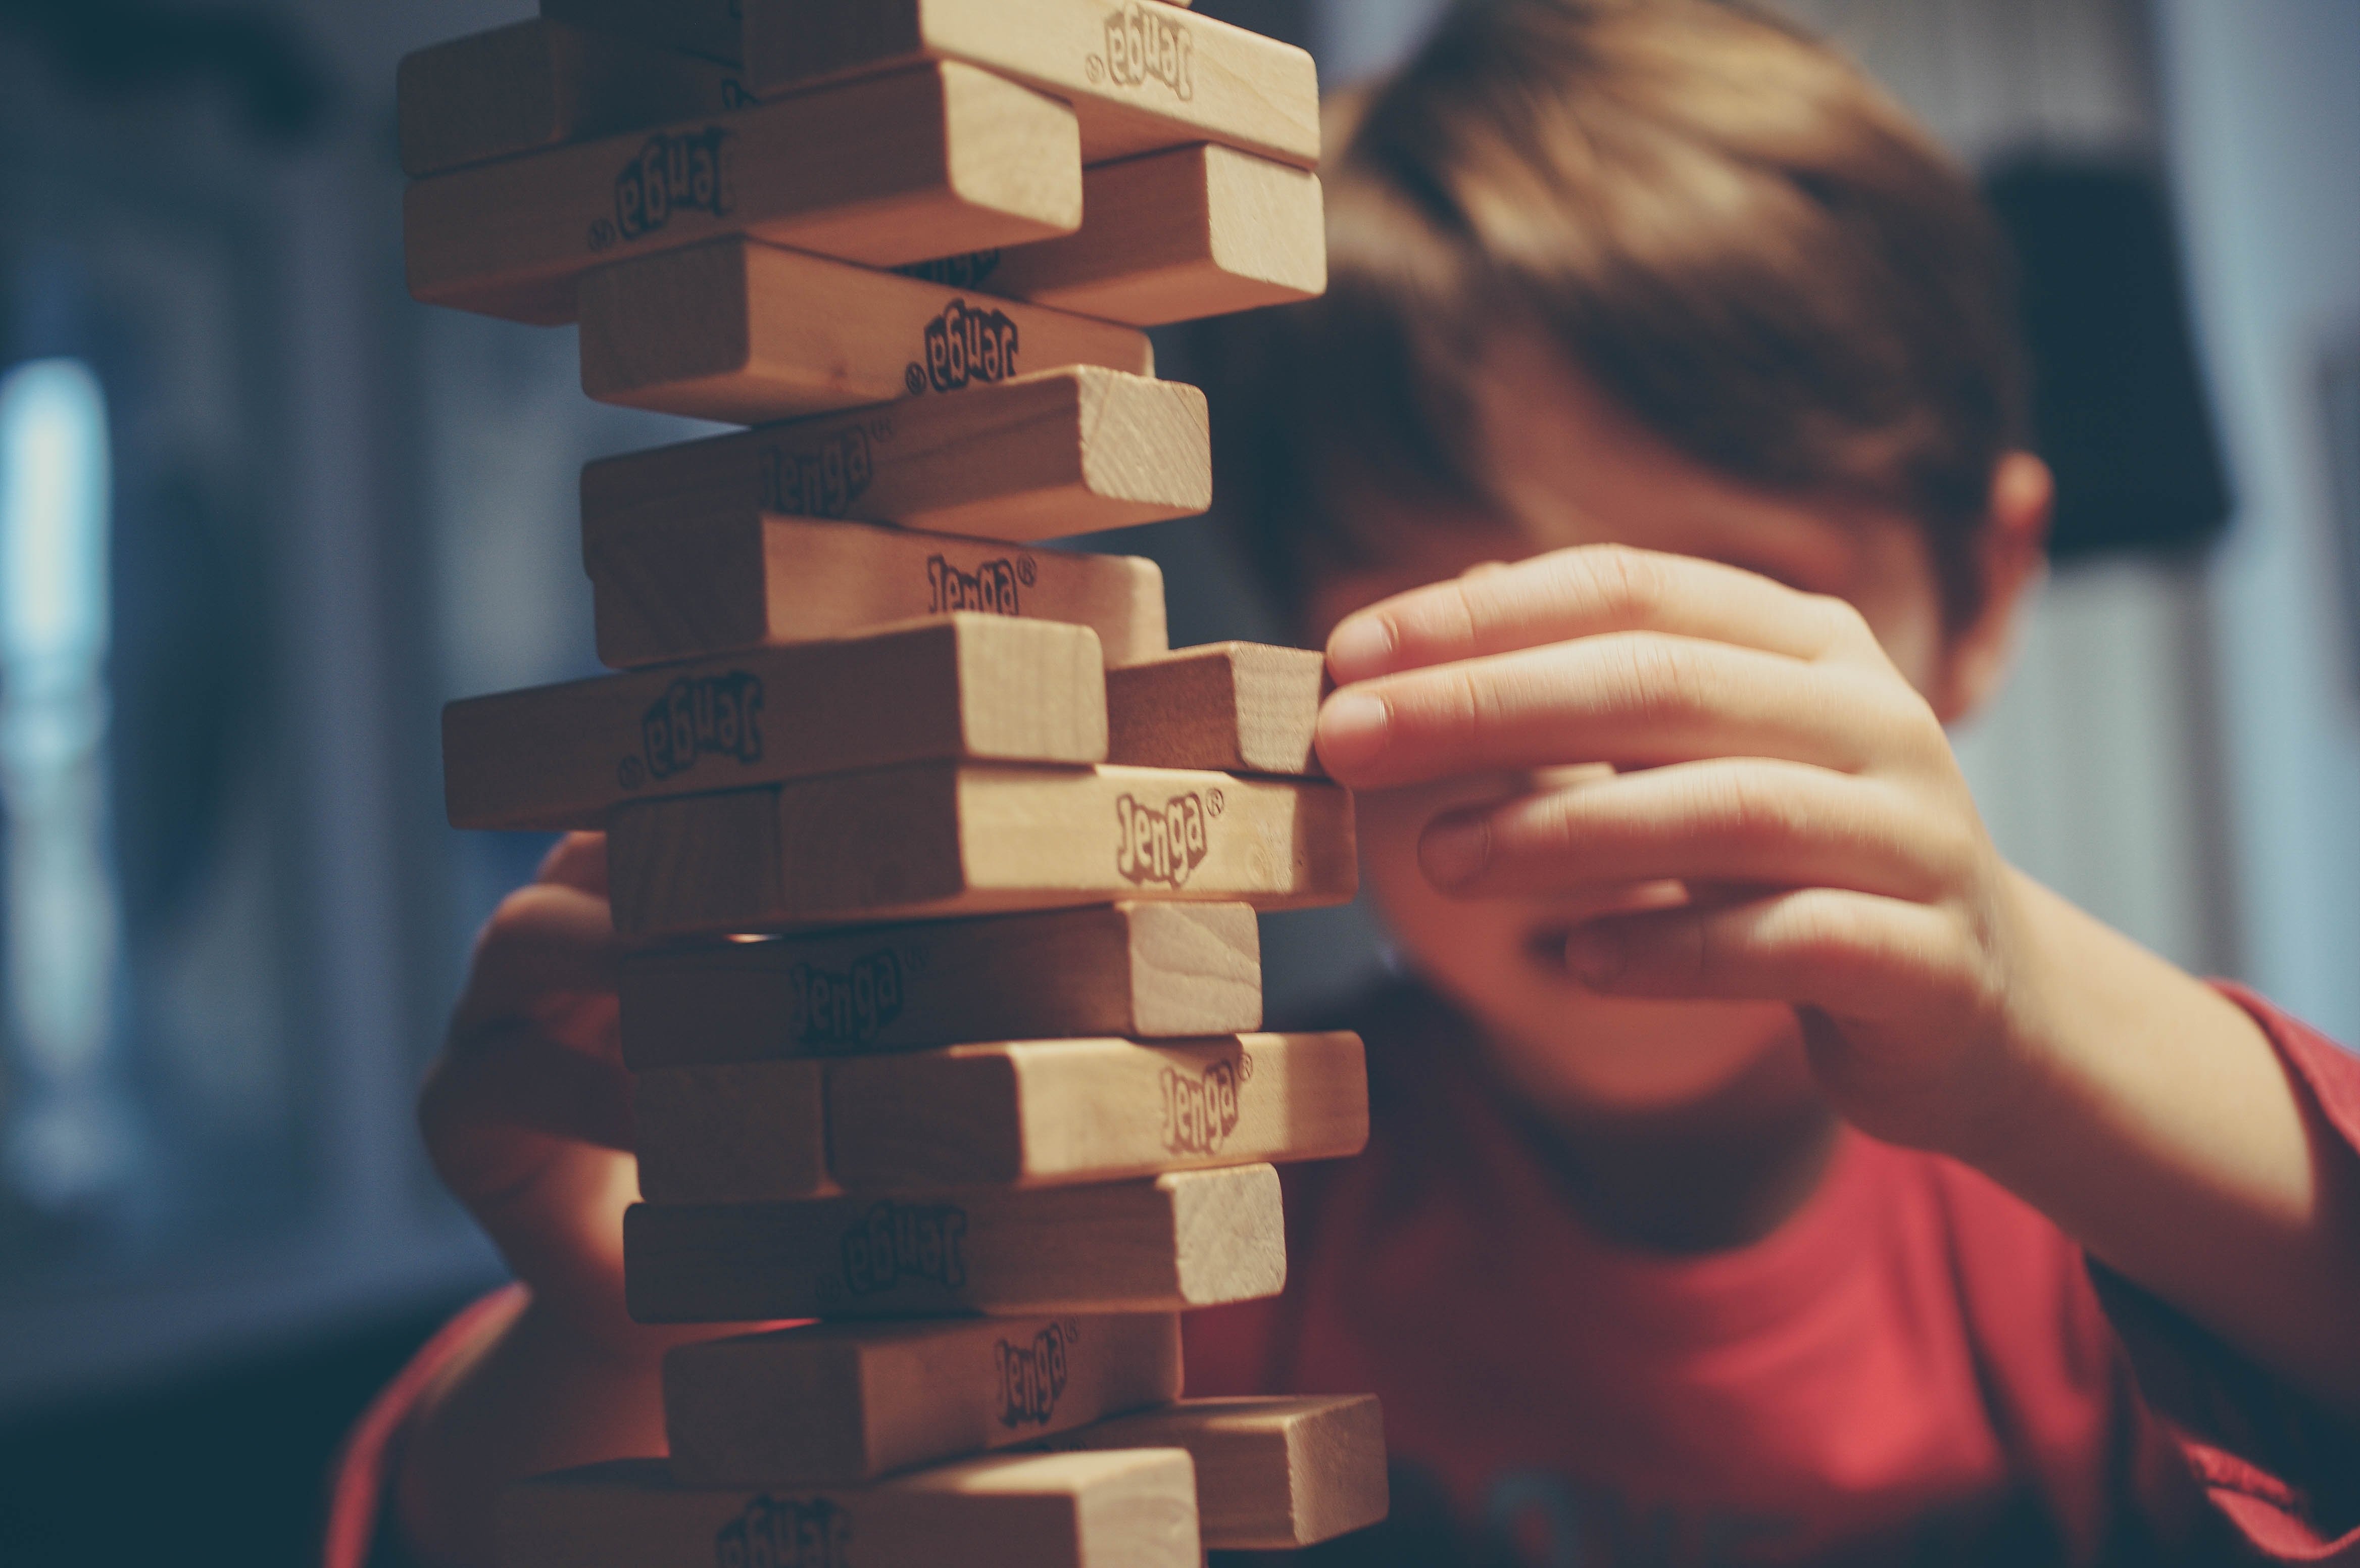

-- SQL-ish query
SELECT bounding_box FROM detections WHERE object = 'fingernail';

[1317,690,1392,770]
[1420,814,1491,887]
[1327,615,1396,682]
[1566,928,1625,987]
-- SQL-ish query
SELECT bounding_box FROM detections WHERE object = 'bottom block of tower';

[497,1448,1200,1568]
[663,1312,1183,1486]
[625,1166,1285,1321]
[1046,1396,1390,1550]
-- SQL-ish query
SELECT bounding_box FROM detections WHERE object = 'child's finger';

[1417,760,1963,902]
[421,1022,637,1156]
[1326,544,1870,683]
[452,883,624,1038]
[537,830,610,896]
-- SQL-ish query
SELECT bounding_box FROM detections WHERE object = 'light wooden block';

[542,0,744,66]
[498,1449,1200,1568]
[586,512,1168,671]
[626,1166,1284,1321]
[397,20,747,178]
[578,237,1153,425]
[829,1033,1368,1192]
[1107,642,1326,777]
[1047,1396,1388,1550]
[908,143,1324,327]
[605,764,1357,937]
[581,367,1208,547]
[743,0,1319,168]
[406,62,1081,324]
[664,1312,1183,1485]
[618,903,1261,1068]
[442,615,1106,831]
[634,1060,837,1204]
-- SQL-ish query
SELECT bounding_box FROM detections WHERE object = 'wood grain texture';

[604,763,1357,938]
[1107,642,1326,776]
[633,1059,837,1204]
[397,20,746,178]
[578,237,1152,425]
[828,1033,1368,1192]
[625,1166,1285,1320]
[498,1449,1200,1568]
[921,143,1324,326]
[406,62,1080,324]
[541,0,744,66]
[580,366,1208,546]
[663,1312,1183,1485]
[742,0,1319,168]
[442,615,1106,831]
[586,512,1169,671]
[1043,1396,1389,1549]
[618,903,1261,1068]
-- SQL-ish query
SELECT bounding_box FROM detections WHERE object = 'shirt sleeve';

[2089,984,2360,1563]
[323,1285,526,1568]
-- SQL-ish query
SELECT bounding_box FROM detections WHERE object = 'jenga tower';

[405,2,1390,1561]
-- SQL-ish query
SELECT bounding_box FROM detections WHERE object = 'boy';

[346,2,2360,1563]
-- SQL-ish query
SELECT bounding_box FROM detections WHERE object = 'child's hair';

[1200,0,2026,632]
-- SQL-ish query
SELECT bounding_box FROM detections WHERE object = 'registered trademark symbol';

[1206,788,1226,817]
[870,414,896,440]
[902,945,927,975]
[1086,55,1104,82]
[1237,1052,1255,1082]
[1065,1319,1084,1341]
[904,363,926,396]
[587,218,616,251]
[617,757,645,791]
[1016,555,1038,586]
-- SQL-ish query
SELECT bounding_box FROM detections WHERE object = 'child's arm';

[1315,544,2360,1414]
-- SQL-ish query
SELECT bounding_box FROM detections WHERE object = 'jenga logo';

[762,426,873,519]
[997,1324,1071,1428]
[926,554,1028,616]
[790,952,903,1048]
[600,127,734,248]
[841,1200,968,1296]
[1096,4,1194,100]
[898,251,1004,291]
[631,672,762,787]
[1115,792,1211,889]
[1161,1056,1243,1155]
[715,1495,850,1568]
[912,298,1019,395]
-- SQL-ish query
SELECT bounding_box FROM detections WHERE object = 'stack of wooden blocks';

[404,1,1390,1561]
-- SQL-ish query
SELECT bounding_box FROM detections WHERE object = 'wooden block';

[498,1449,1200,1568]
[664,1312,1184,1485]
[907,144,1325,327]
[605,764,1357,938]
[586,512,1168,671]
[581,367,1208,547]
[442,615,1106,832]
[406,62,1081,325]
[542,0,745,66]
[626,1166,1284,1320]
[1044,1396,1389,1550]
[634,1059,836,1204]
[829,1033,1368,1192]
[578,237,1153,426]
[742,0,1319,169]
[1107,643,1326,776]
[397,20,748,178]
[619,903,1260,1068]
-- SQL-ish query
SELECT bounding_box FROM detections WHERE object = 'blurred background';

[0,0,2351,1561]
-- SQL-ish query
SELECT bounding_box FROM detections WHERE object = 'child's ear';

[1931,451,2053,725]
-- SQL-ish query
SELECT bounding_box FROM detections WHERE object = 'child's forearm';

[1962,870,2360,1413]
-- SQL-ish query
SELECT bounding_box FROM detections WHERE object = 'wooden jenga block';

[619,903,1260,1068]
[626,1166,1283,1321]
[1107,643,1326,776]
[909,143,1324,327]
[587,512,1169,671]
[742,0,1319,168]
[664,1312,1184,1485]
[605,764,1357,937]
[406,63,1081,325]
[542,0,744,66]
[633,1059,837,1204]
[442,615,1106,831]
[498,1449,1200,1568]
[828,1033,1368,1192]
[581,367,1208,546]
[578,238,1153,425]
[1044,1396,1389,1550]
[397,20,747,178]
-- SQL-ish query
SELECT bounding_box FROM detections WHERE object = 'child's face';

[1306,337,2029,1119]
